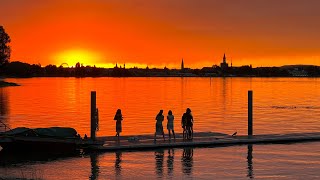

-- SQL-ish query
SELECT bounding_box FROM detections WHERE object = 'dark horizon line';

[7,60,320,70]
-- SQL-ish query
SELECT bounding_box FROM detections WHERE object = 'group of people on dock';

[113,108,194,142]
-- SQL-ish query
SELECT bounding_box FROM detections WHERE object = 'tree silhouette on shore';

[0,26,11,67]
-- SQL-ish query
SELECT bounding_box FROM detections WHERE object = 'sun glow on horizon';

[49,49,320,69]
[52,49,106,67]
[2,1,320,67]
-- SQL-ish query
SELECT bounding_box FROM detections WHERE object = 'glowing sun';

[53,49,103,67]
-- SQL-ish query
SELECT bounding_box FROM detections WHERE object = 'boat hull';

[0,136,79,152]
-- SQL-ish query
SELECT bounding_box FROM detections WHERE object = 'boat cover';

[1,127,78,138]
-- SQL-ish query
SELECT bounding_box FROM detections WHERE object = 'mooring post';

[91,91,97,141]
[248,90,253,136]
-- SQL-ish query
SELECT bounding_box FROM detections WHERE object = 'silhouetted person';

[181,148,193,175]
[181,112,187,140]
[114,109,123,141]
[167,110,175,141]
[167,149,175,176]
[154,110,165,142]
[182,108,193,140]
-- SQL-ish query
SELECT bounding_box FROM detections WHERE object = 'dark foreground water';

[0,142,319,179]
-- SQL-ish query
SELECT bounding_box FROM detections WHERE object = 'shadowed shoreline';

[0,81,19,87]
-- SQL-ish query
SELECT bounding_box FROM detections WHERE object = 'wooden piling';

[248,90,253,136]
[91,91,97,140]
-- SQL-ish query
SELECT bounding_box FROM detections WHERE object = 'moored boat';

[0,127,84,152]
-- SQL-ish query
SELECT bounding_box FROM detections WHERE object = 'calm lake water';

[0,77,320,179]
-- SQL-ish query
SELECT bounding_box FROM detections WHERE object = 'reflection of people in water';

[167,149,175,176]
[154,149,164,176]
[181,148,193,175]
[115,151,122,176]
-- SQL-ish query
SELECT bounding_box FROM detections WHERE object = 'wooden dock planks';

[87,132,320,152]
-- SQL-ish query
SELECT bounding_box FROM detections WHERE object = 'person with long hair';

[167,110,176,141]
[182,108,193,140]
[114,109,123,141]
[154,110,165,142]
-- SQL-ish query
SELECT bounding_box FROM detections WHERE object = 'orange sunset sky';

[1,0,320,68]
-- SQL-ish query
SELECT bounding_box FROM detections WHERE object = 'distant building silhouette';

[181,58,184,70]
[60,63,69,68]
[220,53,229,71]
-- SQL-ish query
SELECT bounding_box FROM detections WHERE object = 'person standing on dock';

[114,109,123,141]
[181,112,187,140]
[182,108,193,140]
[167,110,176,141]
[154,110,166,142]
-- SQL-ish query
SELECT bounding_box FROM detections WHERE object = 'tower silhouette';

[181,58,184,70]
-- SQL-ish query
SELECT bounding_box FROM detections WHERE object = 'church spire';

[181,58,184,70]
[223,53,226,63]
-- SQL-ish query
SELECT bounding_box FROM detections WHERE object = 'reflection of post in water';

[0,88,9,132]
[222,77,227,111]
[247,144,254,179]
[89,153,100,180]
[167,149,174,176]
[181,148,193,175]
[180,77,185,110]
[115,151,122,176]
[155,149,164,176]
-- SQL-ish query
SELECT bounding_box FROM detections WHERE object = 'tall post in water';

[91,91,97,141]
[248,90,253,136]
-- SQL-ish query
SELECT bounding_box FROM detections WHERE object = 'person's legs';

[168,130,171,139]
[162,131,165,141]
[186,125,189,139]
[187,126,192,140]
[172,130,176,140]
[182,129,184,139]
[182,126,186,140]
[190,125,193,139]
[185,127,188,140]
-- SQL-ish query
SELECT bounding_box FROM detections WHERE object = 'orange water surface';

[1,77,319,137]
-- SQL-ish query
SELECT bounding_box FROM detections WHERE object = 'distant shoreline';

[0,80,19,87]
[2,76,320,79]
[2,61,320,78]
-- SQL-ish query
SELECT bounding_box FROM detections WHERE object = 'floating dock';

[86,132,320,152]
[85,91,320,152]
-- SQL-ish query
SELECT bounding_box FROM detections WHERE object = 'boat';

[0,127,96,152]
